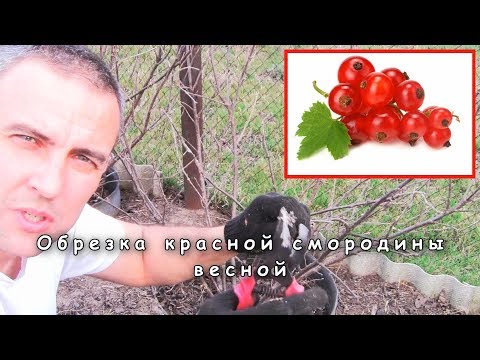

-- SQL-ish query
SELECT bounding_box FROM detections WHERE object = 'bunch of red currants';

[322,56,458,148]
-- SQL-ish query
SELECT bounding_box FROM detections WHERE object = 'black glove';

[224,192,311,254]
[196,286,329,315]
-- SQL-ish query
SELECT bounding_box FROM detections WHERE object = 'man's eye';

[76,154,93,163]
[16,135,37,143]
[75,155,99,171]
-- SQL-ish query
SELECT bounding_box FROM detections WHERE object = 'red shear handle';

[233,276,257,310]
[285,278,305,297]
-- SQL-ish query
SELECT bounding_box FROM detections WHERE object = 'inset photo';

[284,49,476,178]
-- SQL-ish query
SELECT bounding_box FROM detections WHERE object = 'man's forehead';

[0,58,121,152]
[0,57,66,82]
[0,58,111,100]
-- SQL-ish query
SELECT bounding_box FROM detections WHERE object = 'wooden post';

[178,45,204,209]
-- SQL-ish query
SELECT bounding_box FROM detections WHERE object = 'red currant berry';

[338,56,375,88]
[381,67,409,87]
[357,101,371,115]
[427,107,453,129]
[359,72,395,108]
[386,104,403,120]
[341,113,369,145]
[394,80,425,111]
[328,83,361,116]
[366,107,400,143]
[423,128,452,148]
[422,105,438,117]
[398,111,428,146]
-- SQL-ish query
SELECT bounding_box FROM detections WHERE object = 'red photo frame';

[284,49,476,179]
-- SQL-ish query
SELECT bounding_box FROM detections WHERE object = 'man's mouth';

[24,211,46,223]
[14,208,54,233]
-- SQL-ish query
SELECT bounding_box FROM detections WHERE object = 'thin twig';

[260,115,278,192]
[308,180,325,208]
[310,199,379,216]
[208,47,228,106]
[335,179,369,206]
[328,267,359,299]
[237,92,259,145]
[338,179,413,242]
[386,183,480,240]
[123,48,165,126]
[204,177,245,210]
[229,49,257,206]
[329,179,337,207]
[313,217,350,229]
[446,180,452,211]
[386,191,417,238]
[125,46,184,102]
[201,277,214,297]
[115,138,164,224]
[318,179,413,262]
[317,181,480,268]
[114,57,182,162]
[299,179,318,203]
[208,46,256,219]
[232,46,256,106]
[90,191,140,225]
[311,187,428,217]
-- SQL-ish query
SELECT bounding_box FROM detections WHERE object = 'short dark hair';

[0,45,124,130]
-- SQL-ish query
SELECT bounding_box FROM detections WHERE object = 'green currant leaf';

[326,120,350,159]
[295,101,332,137]
[297,128,329,159]
[296,101,351,160]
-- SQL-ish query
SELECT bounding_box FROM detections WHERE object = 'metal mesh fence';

[89,45,479,242]
[89,45,287,211]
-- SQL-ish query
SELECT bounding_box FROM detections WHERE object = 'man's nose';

[28,155,65,199]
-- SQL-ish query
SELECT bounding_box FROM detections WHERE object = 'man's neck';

[0,251,22,280]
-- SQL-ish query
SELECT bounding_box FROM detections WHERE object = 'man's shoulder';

[77,203,115,222]
[72,204,122,233]
[72,203,126,247]
[58,204,126,280]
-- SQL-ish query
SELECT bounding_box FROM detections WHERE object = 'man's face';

[0,59,120,257]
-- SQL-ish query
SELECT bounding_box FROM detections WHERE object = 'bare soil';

[57,190,465,315]
[330,263,465,315]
